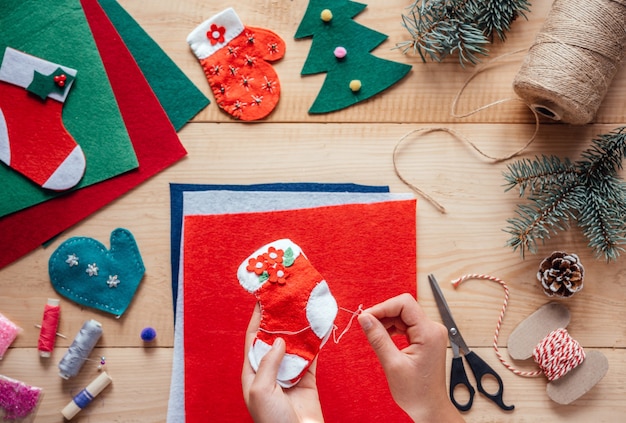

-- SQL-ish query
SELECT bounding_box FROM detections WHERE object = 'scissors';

[428,274,514,412]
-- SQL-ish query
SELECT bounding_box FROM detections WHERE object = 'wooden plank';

[0,347,622,422]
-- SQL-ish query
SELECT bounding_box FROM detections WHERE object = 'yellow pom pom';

[349,80,362,92]
[320,9,333,22]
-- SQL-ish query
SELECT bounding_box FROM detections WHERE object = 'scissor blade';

[428,274,470,353]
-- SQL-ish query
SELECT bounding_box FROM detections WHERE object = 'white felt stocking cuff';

[187,8,245,60]
[0,47,77,102]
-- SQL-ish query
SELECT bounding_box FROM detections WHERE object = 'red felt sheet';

[183,199,417,422]
[0,0,186,269]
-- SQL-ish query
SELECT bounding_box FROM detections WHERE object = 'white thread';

[332,305,363,344]
[257,305,363,343]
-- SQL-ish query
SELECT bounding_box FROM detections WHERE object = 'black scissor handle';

[449,356,475,411]
[464,351,514,411]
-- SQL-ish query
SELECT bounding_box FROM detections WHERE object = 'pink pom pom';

[334,46,347,59]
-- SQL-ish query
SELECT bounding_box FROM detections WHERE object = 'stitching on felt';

[50,229,143,314]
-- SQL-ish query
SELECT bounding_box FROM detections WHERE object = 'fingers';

[244,302,262,353]
[358,312,402,369]
[254,338,286,387]
[364,293,424,328]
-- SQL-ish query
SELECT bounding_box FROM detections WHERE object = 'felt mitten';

[0,47,85,191]
[187,8,285,121]
[238,239,338,388]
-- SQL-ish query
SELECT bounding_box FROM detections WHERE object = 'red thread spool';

[38,299,60,357]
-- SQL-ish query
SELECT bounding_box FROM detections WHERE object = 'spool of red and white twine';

[452,274,585,381]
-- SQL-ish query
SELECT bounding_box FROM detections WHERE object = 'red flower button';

[207,24,226,45]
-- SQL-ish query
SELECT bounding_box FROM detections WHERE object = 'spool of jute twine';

[513,0,626,125]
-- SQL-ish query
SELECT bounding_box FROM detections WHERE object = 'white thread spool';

[58,319,103,379]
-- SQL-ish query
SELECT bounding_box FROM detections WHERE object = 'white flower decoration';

[86,263,99,277]
[106,275,120,288]
[66,254,79,267]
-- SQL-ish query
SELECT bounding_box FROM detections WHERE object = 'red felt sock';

[0,47,85,191]
[187,8,285,121]
[238,239,338,388]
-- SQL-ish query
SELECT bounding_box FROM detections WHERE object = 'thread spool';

[58,319,103,379]
[38,298,61,358]
[513,0,626,124]
[61,371,112,420]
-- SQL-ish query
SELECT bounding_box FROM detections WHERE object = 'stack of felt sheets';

[168,183,418,422]
[0,0,209,269]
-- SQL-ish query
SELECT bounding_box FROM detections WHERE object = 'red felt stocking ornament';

[238,239,338,388]
[0,47,85,191]
[187,8,285,121]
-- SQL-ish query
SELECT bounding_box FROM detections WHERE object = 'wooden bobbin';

[508,303,608,405]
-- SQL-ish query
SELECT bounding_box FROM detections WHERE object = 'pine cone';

[537,251,584,298]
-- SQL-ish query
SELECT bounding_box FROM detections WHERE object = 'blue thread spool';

[61,371,112,420]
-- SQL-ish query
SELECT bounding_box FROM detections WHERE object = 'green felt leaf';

[0,0,138,217]
[27,68,74,100]
[295,0,412,113]
[283,247,295,267]
[98,0,210,131]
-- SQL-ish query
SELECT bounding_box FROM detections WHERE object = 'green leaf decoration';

[503,127,626,261]
[283,247,295,267]
[259,271,269,283]
[27,67,75,100]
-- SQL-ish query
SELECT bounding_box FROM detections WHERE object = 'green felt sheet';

[0,0,138,217]
[98,0,210,131]
[295,0,412,113]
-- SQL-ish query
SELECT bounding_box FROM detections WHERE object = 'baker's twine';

[533,328,585,381]
[452,274,585,381]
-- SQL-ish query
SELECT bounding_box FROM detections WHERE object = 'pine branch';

[398,0,530,66]
[503,127,626,261]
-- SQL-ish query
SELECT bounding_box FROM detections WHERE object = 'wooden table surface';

[1,1,625,422]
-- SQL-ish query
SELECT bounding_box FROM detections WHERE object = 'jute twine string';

[393,0,626,212]
[393,51,540,214]
[513,0,626,124]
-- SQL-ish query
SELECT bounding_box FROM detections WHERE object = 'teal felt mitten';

[49,228,145,317]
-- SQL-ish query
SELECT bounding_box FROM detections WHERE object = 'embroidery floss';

[0,312,20,360]
[61,371,112,420]
[58,319,103,379]
[38,298,61,358]
[513,0,626,124]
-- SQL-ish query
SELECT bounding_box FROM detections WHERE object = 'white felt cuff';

[237,239,302,293]
[306,280,338,339]
[0,47,77,102]
[187,8,245,60]
[248,338,309,388]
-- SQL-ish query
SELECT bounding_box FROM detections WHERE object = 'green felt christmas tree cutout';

[295,0,412,113]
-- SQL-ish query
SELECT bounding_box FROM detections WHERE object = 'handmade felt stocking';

[187,8,285,121]
[0,47,85,191]
[238,239,338,388]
